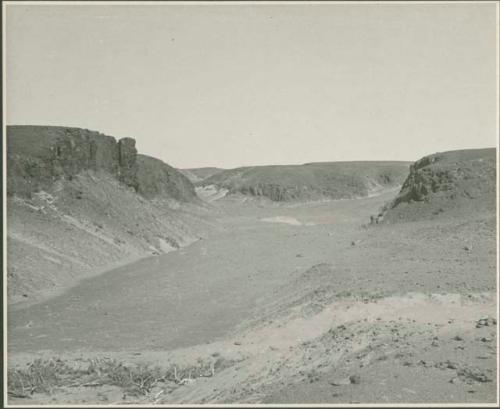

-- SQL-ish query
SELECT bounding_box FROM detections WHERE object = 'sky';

[5,2,498,169]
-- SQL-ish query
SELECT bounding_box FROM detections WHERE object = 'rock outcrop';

[7,126,139,196]
[374,148,496,223]
[6,125,207,305]
[7,125,198,203]
[117,137,139,189]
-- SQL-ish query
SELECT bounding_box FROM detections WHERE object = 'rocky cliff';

[7,126,139,197]
[374,148,496,223]
[6,126,210,305]
[7,125,198,203]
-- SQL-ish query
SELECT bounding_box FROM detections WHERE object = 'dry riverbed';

[7,190,498,404]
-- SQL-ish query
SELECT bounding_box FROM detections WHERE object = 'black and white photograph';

[2,0,499,406]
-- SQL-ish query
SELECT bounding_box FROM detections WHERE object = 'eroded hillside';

[6,126,212,305]
[374,148,497,223]
[197,162,411,202]
[137,155,200,202]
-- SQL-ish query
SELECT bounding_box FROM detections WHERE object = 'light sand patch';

[196,185,229,202]
[159,292,496,403]
[158,238,176,253]
[11,291,494,405]
[260,216,303,226]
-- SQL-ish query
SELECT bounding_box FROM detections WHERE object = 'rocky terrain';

[6,126,212,305]
[372,148,496,224]
[137,155,200,202]
[7,126,140,197]
[6,143,497,405]
[197,161,410,202]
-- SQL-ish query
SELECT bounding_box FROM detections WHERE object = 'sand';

[7,188,497,404]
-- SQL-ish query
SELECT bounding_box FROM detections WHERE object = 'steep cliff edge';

[6,126,211,305]
[7,125,198,203]
[7,125,139,197]
[374,148,496,223]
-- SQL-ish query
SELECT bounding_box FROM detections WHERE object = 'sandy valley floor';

[7,189,498,404]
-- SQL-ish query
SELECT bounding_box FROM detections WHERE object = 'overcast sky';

[5,2,498,169]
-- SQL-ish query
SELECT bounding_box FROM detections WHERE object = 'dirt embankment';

[197,161,411,202]
[373,148,496,223]
[6,126,211,304]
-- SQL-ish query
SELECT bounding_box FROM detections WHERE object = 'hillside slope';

[137,155,199,202]
[374,148,496,223]
[6,126,211,305]
[198,162,411,202]
[180,167,225,183]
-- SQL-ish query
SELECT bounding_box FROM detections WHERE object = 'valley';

[5,127,497,405]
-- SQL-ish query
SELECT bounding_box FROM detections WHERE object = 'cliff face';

[7,126,141,196]
[375,148,496,223]
[7,126,198,203]
[7,126,139,196]
[6,125,208,305]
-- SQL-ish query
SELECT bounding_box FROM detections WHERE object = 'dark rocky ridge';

[7,125,197,203]
[375,148,496,223]
[137,154,199,202]
[7,126,138,196]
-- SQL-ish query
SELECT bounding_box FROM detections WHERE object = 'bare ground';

[7,189,498,404]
